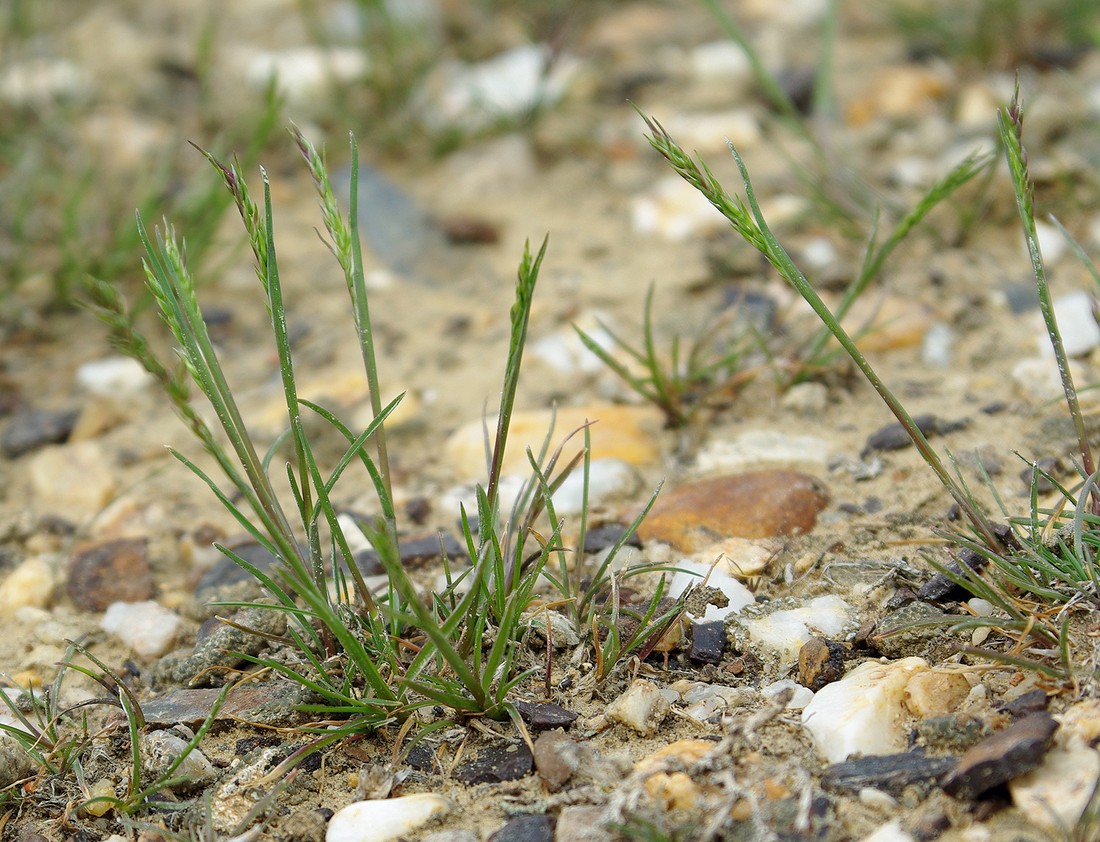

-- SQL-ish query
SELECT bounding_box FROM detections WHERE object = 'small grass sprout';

[575,284,764,430]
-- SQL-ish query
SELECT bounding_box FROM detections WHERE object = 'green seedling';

[0,642,230,829]
[575,284,764,430]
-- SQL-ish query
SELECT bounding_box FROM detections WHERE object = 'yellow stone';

[445,404,663,479]
[903,670,971,718]
[643,771,699,811]
[636,739,715,773]
[0,557,55,617]
[28,441,117,519]
[840,295,937,352]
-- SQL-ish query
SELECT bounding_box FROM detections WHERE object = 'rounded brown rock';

[638,470,829,551]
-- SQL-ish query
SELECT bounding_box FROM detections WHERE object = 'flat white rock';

[694,430,831,474]
[1039,290,1100,357]
[668,559,755,622]
[101,601,182,657]
[606,679,671,737]
[327,794,455,842]
[1009,740,1100,834]
[858,819,915,842]
[743,595,851,662]
[418,44,577,130]
[76,356,152,395]
[801,657,928,763]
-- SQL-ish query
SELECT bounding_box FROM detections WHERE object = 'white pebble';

[632,176,726,241]
[760,679,814,710]
[1009,741,1100,834]
[101,601,182,657]
[1044,290,1100,357]
[801,657,928,763]
[326,794,455,842]
[606,679,671,736]
[781,382,828,416]
[532,322,615,376]
[858,788,898,810]
[550,458,638,515]
[688,42,751,89]
[967,598,995,617]
[742,595,851,662]
[418,44,577,130]
[0,59,88,106]
[920,322,954,367]
[694,430,831,473]
[76,356,152,396]
[801,236,839,272]
[142,730,217,787]
[659,109,762,153]
[1033,220,1068,264]
[246,47,368,105]
[858,819,915,842]
[668,560,755,622]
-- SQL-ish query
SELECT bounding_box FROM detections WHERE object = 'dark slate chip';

[916,548,988,603]
[453,740,533,784]
[865,414,940,452]
[406,743,444,774]
[580,523,642,555]
[1,407,79,457]
[513,700,579,729]
[997,689,1049,719]
[353,532,468,573]
[823,750,958,796]
[941,712,1059,800]
[689,621,727,664]
[489,815,554,842]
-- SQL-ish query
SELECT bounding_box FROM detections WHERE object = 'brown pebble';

[67,537,153,611]
[638,471,828,551]
[941,712,1058,800]
[533,731,581,791]
[798,637,847,691]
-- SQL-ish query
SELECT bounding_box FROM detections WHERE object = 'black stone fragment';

[941,712,1058,800]
[195,541,279,601]
[1,407,79,457]
[997,689,1048,719]
[406,743,444,774]
[1019,457,1062,494]
[454,740,533,784]
[689,621,726,664]
[580,522,642,555]
[916,548,987,603]
[353,531,468,573]
[489,815,554,842]
[823,750,958,797]
[513,700,579,730]
[865,414,940,452]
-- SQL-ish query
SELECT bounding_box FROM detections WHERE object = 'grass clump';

[87,126,679,771]
[638,86,1100,674]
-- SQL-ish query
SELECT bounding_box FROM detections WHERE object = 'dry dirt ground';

[3,1,1100,840]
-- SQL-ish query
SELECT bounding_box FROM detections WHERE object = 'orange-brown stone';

[638,471,828,551]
